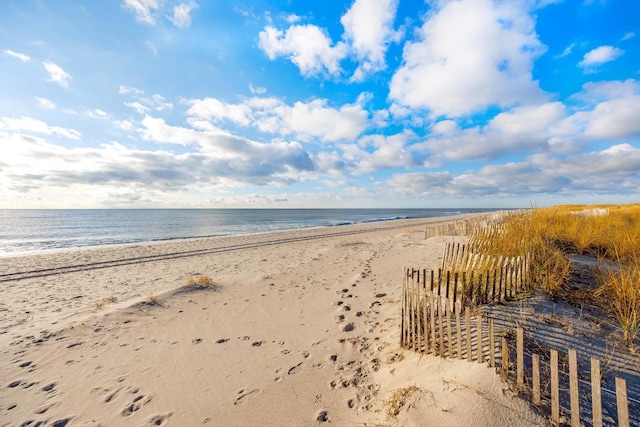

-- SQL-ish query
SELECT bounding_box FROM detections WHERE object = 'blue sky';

[1,0,639,208]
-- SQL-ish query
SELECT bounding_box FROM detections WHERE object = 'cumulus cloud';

[186,95,369,142]
[341,0,401,81]
[578,45,624,69]
[388,142,640,199]
[259,25,348,77]
[122,0,198,28]
[259,0,402,80]
[0,116,81,139]
[42,61,72,87]
[3,49,31,62]
[563,79,640,140]
[389,0,546,118]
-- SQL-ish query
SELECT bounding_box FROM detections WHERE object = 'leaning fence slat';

[551,349,559,425]
[532,353,540,406]
[616,377,629,427]
[569,349,580,427]
[591,357,602,427]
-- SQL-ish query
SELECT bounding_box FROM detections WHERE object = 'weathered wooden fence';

[401,271,638,427]
[405,257,530,309]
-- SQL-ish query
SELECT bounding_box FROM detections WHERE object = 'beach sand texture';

[0,216,547,426]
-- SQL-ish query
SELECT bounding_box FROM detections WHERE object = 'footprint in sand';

[317,410,329,422]
[148,412,174,425]
[234,388,261,405]
[288,362,303,375]
[121,394,151,417]
[343,323,355,332]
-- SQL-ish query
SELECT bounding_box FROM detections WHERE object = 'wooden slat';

[489,318,495,367]
[591,357,602,427]
[616,377,629,427]
[477,315,483,363]
[501,337,508,377]
[551,349,559,425]
[517,326,524,387]
[438,294,445,357]
[446,298,453,357]
[532,353,540,406]
[456,301,462,360]
[569,349,579,427]
[466,307,472,361]
[429,290,436,356]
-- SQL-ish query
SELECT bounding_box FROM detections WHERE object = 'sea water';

[0,208,499,256]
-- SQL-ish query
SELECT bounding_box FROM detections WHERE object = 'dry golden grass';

[473,203,640,345]
[384,386,422,418]
[186,275,215,287]
[335,239,365,247]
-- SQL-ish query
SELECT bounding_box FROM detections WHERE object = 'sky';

[0,0,639,209]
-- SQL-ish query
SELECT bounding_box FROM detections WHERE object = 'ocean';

[0,208,499,257]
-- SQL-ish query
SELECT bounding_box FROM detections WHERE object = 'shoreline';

[0,209,503,259]
[0,212,546,426]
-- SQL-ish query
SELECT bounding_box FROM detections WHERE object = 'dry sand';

[0,215,548,426]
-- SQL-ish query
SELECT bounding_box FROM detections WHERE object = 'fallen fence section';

[401,269,637,427]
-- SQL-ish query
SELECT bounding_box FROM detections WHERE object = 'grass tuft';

[186,275,215,287]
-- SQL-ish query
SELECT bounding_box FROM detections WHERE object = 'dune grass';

[471,203,640,345]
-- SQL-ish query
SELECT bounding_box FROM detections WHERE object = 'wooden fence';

[401,270,638,426]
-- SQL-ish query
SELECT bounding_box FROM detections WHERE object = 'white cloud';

[340,0,401,81]
[123,0,198,28]
[259,25,348,77]
[622,32,635,41]
[35,97,56,110]
[555,43,575,58]
[0,116,81,139]
[3,49,31,62]
[186,96,369,142]
[388,142,640,199]
[341,131,420,174]
[122,0,160,25]
[249,83,266,94]
[42,61,72,87]
[120,85,173,113]
[171,1,198,28]
[389,0,546,118]
[578,45,624,68]
[561,79,640,140]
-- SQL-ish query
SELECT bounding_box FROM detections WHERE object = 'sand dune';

[0,216,547,426]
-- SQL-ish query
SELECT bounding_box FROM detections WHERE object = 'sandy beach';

[0,215,547,426]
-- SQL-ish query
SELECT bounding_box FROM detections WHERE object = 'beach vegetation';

[94,295,118,310]
[470,203,640,346]
[146,294,159,305]
[336,239,365,247]
[186,275,215,287]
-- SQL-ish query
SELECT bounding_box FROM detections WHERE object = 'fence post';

[591,357,602,427]
[569,349,580,427]
[438,294,445,357]
[501,337,508,377]
[616,377,629,427]
[430,289,436,354]
[532,353,540,406]
[517,326,524,388]
[551,349,559,425]
[447,298,453,358]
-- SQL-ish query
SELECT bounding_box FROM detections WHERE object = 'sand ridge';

[0,216,548,426]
